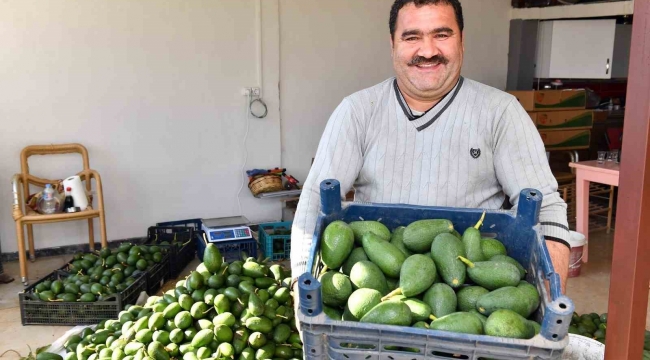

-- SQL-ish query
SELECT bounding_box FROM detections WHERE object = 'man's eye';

[436,34,450,39]
[405,37,418,41]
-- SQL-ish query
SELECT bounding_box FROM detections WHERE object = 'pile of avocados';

[318,213,545,341]
[27,243,167,303]
[40,244,303,360]
[568,311,607,344]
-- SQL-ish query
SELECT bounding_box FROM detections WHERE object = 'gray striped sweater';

[290,76,570,278]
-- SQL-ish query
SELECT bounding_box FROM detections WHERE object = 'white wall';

[279,0,513,182]
[0,0,282,253]
[0,0,513,254]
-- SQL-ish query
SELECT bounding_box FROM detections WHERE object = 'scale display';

[208,227,251,241]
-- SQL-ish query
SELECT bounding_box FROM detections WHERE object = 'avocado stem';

[457,256,475,268]
[474,211,486,229]
[321,265,329,273]
[380,288,403,302]
[429,315,437,321]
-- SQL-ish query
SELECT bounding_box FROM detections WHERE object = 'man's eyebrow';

[401,29,423,38]
[401,27,454,38]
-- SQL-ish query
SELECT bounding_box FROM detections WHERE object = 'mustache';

[408,55,449,66]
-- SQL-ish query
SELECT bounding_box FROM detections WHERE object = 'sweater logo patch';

[470,148,481,159]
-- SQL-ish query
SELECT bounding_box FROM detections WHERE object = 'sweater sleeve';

[290,98,364,279]
[493,99,571,245]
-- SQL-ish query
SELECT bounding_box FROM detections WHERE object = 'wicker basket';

[249,174,283,196]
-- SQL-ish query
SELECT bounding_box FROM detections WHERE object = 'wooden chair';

[11,144,107,285]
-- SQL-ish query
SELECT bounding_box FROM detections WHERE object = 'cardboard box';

[508,89,587,111]
[539,130,591,150]
[528,110,594,131]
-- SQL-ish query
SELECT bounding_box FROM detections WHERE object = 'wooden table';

[568,160,620,262]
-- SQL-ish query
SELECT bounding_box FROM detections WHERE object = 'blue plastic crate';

[297,179,574,360]
[195,232,258,263]
[258,221,292,261]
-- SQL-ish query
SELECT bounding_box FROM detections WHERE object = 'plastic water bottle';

[39,184,58,214]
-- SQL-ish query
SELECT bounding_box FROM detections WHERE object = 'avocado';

[481,238,507,259]
[383,254,436,300]
[403,298,434,323]
[242,262,268,278]
[319,271,352,307]
[320,220,355,270]
[458,256,521,290]
[423,283,457,318]
[430,233,466,288]
[203,244,223,274]
[490,255,526,279]
[476,286,532,317]
[247,291,265,317]
[349,221,391,245]
[517,281,541,317]
[401,219,454,253]
[341,247,369,276]
[362,232,406,278]
[359,301,412,326]
[346,288,382,320]
[456,286,490,312]
[469,309,488,328]
[349,260,388,295]
[389,226,413,257]
[461,212,486,262]
[429,312,484,335]
[484,309,535,339]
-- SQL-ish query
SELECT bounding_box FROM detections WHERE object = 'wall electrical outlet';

[242,87,261,96]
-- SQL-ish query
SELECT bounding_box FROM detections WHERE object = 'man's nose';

[417,36,440,59]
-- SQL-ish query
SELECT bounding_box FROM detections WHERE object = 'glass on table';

[608,150,619,163]
[597,151,607,164]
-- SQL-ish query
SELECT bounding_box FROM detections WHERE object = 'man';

[290,0,570,293]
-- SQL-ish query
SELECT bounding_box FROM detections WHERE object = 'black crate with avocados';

[25,243,167,303]
[318,212,547,341]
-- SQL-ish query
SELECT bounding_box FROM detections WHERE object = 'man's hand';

[545,240,570,294]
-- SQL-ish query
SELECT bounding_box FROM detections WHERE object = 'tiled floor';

[0,230,642,358]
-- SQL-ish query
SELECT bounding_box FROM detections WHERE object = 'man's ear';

[461,30,465,51]
[390,34,395,58]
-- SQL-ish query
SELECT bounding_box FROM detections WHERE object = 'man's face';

[391,3,464,101]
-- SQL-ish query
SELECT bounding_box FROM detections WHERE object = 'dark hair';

[389,0,464,38]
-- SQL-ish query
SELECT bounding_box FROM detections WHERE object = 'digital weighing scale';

[201,216,252,242]
[196,216,255,260]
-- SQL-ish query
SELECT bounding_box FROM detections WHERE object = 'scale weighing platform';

[202,216,252,242]
[196,216,255,260]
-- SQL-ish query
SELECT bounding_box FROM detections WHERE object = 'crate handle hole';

[530,191,537,197]
[388,357,394,360]
[307,309,313,314]
[325,181,332,185]
[365,357,371,360]
[307,294,312,300]
[559,303,567,309]
[431,351,468,359]
[311,349,316,354]
[343,356,349,359]
[552,334,558,339]
[557,319,562,324]
[304,279,312,286]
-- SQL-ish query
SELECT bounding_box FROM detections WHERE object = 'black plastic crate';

[145,252,171,295]
[19,265,147,326]
[156,218,202,230]
[146,226,196,279]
